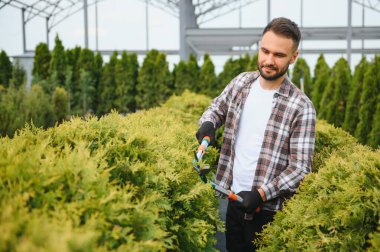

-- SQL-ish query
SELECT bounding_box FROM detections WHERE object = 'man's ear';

[290,50,299,64]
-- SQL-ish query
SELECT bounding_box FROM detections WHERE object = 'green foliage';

[311,54,330,113]
[114,51,138,114]
[0,50,12,87]
[93,52,103,114]
[49,35,67,88]
[98,51,118,114]
[199,54,217,97]
[173,60,188,94]
[24,84,55,128]
[136,49,173,109]
[0,85,27,136]
[291,57,312,97]
[187,54,200,92]
[9,59,27,89]
[217,54,250,96]
[343,57,368,135]
[355,61,378,145]
[32,43,51,82]
[0,91,222,251]
[246,53,258,71]
[52,87,68,123]
[173,54,199,95]
[319,58,351,127]
[368,94,380,148]
[258,122,380,251]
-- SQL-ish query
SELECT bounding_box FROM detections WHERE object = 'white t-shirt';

[231,78,277,194]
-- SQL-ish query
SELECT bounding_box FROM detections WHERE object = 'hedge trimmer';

[192,136,243,203]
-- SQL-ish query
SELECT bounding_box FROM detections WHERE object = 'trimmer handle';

[195,136,210,162]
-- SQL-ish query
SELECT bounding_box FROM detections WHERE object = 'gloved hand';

[195,121,216,146]
[236,190,263,213]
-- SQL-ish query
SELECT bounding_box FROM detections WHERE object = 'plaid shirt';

[199,71,316,211]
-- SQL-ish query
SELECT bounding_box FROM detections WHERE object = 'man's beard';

[257,62,290,81]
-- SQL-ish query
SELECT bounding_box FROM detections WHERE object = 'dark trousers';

[225,199,275,252]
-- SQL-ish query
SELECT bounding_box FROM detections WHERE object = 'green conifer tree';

[76,48,95,114]
[368,96,380,148]
[52,86,68,123]
[292,57,312,97]
[98,51,118,114]
[311,54,330,112]
[93,52,103,114]
[173,60,188,95]
[49,35,66,88]
[319,58,351,127]
[9,59,26,89]
[32,43,51,82]
[199,54,216,97]
[23,84,55,128]
[125,53,138,112]
[246,53,258,71]
[136,49,159,109]
[355,60,379,144]
[114,51,129,113]
[0,50,12,88]
[187,54,200,92]
[65,47,82,112]
[342,57,368,135]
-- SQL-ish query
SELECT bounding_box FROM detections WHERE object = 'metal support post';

[179,0,198,61]
[347,0,353,66]
[84,0,89,48]
[267,0,271,23]
[146,0,149,50]
[21,8,26,53]
[95,0,99,51]
[46,17,50,48]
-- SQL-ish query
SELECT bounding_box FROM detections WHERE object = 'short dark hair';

[263,17,301,50]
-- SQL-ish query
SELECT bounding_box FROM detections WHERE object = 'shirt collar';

[253,70,291,98]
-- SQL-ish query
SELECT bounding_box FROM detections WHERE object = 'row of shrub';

[1,37,380,147]
[0,91,222,251]
[258,120,380,251]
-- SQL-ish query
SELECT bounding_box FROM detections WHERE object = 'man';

[196,17,316,251]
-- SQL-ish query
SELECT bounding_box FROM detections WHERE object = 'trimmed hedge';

[258,121,380,251]
[0,91,221,251]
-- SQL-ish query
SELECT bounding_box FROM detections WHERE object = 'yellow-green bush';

[258,121,380,251]
[0,91,221,251]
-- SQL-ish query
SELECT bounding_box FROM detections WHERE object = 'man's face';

[257,30,299,81]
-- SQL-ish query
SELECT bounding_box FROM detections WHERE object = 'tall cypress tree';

[311,54,330,112]
[52,86,68,123]
[136,50,172,109]
[217,56,247,95]
[173,60,189,95]
[49,35,66,88]
[199,54,216,97]
[76,48,95,114]
[9,60,26,89]
[0,50,12,88]
[65,46,82,112]
[114,51,129,113]
[291,57,312,97]
[125,53,138,112]
[319,58,351,126]
[246,53,258,71]
[136,50,159,109]
[93,52,103,114]
[342,57,368,135]
[32,43,51,82]
[98,51,118,114]
[368,96,380,148]
[187,54,200,92]
[155,52,172,103]
[355,60,379,144]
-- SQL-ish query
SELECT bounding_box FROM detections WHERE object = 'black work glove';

[237,190,263,213]
[195,121,216,146]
